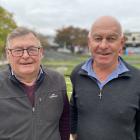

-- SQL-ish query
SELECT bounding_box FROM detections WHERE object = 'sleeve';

[70,87,78,134]
[136,101,140,140]
[70,70,78,134]
[59,88,70,140]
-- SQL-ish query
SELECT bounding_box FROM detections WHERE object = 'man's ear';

[119,36,125,56]
[88,37,92,52]
[118,46,123,56]
[121,35,125,45]
[40,48,44,58]
[5,48,10,62]
[5,48,9,56]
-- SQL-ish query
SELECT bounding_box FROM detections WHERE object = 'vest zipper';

[32,107,35,112]
[99,90,102,99]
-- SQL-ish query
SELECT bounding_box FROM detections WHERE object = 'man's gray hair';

[6,27,41,48]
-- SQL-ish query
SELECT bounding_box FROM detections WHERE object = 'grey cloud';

[1,0,140,35]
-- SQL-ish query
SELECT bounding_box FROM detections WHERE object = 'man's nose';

[22,49,30,57]
[99,39,108,49]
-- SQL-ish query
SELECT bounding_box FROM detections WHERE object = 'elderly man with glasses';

[0,27,70,140]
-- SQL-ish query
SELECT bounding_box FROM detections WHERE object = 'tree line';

[0,6,17,57]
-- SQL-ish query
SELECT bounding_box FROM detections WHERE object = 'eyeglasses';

[8,47,41,57]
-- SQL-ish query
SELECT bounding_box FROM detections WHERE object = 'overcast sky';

[1,0,140,35]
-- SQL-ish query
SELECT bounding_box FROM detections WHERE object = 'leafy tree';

[55,26,89,52]
[37,33,49,48]
[0,6,17,57]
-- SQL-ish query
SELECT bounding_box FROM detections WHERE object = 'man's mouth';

[98,52,111,55]
[20,62,33,65]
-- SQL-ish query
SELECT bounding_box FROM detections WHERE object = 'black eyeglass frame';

[7,47,41,57]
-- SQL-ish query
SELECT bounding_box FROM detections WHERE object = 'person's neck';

[20,78,36,86]
[14,73,38,86]
[93,61,119,82]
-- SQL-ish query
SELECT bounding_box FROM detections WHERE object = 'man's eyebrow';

[91,34,102,37]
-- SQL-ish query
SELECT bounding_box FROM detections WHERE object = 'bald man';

[70,16,140,140]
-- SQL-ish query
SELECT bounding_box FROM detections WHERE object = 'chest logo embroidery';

[49,93,58,98]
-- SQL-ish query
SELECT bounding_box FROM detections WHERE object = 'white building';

[125,32,140,47]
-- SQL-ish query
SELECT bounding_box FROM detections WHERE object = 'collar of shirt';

[81,57,129,89]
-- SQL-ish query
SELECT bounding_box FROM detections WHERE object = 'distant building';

[46,35,58,50]
[125,32,140,47]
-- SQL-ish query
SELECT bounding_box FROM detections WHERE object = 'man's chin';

[95,60,113,67]
[19,69,35,75]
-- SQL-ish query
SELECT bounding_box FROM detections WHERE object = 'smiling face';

[88,16,125,69]
[6,33,43,79]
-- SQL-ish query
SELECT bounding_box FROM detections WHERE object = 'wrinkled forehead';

[10,33,39,41]
[8,33,41,48]
[91,30,121,37]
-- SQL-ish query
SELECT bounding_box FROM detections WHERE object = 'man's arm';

[70,88,78,137]
[70,66,80,140]
[136,108,140,140]
[59,91,70,140]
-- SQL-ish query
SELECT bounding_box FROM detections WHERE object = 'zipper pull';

[99,90,102,99]
[32,107,35,112]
